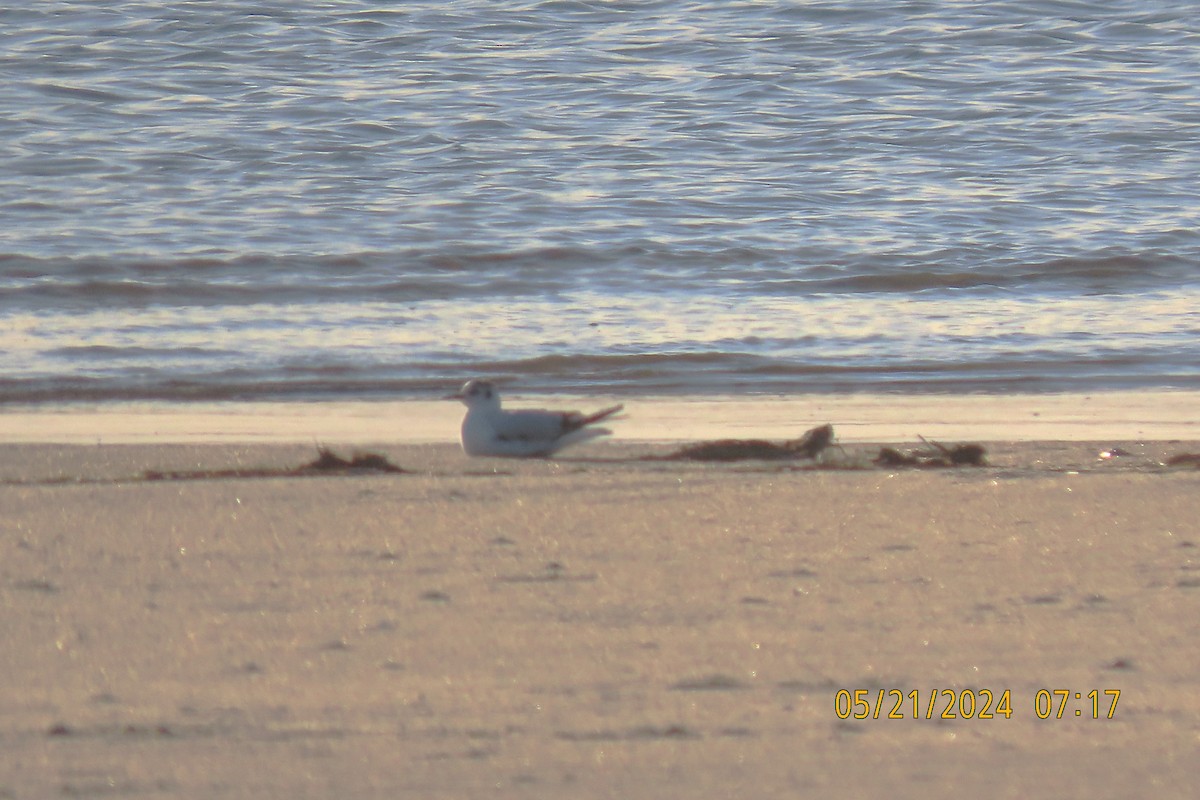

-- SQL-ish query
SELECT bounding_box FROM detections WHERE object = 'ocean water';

[2,1,1199,403]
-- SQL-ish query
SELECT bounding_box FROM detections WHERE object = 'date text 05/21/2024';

[833,689,1121,721]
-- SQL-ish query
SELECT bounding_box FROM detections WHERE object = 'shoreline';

[1,388,1198,445]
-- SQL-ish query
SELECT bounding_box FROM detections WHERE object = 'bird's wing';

[492,409,574,442]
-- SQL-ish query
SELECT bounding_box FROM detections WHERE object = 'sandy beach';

[3,394,1200,798]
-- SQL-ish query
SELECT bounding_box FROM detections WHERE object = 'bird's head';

[445,379,499,408]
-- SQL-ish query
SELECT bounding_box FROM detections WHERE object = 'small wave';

[756,252,1197,295]
[0,249,598,311]
[2,245,1193,315]
[33,81,132,104]
[3,342,1199,405]
[47,345,233,361]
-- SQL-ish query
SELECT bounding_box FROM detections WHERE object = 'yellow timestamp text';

[833,688,1121,720]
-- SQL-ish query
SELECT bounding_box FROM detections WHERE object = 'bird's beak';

[443,391,464,400]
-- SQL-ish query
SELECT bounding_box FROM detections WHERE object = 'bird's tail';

[575,404,624,429]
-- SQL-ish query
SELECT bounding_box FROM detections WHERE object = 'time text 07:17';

[834,689,1121,720]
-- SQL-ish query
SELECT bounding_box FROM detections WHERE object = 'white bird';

[446,379,623,458]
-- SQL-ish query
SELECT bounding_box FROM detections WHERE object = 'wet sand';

[2,397,1200,798]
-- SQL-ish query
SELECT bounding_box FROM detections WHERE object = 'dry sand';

[2,395,1200,798]
[2,388,1199,444]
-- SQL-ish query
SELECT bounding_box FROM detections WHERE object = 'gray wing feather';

[493,409,573,442]
[495,405,624,442]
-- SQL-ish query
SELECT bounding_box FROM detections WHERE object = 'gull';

[446,379,623,458]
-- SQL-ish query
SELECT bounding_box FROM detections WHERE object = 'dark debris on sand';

[649,424,993,470]
[655,423,837,462]
[874,437,988,468]
[141,447,406,482]
[300,447,406,474]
